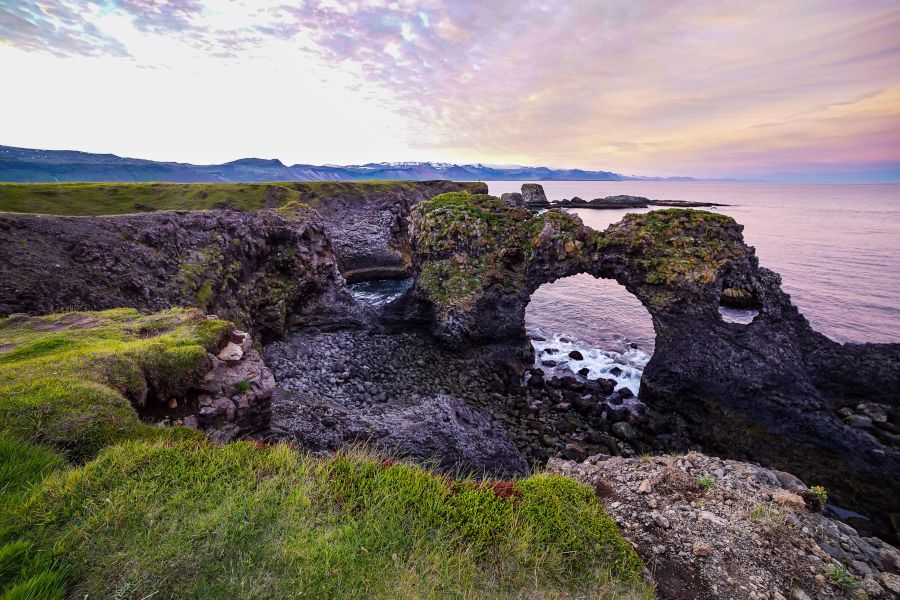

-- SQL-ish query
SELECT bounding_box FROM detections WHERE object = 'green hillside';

[0,309,650,600]
[0,181,449,216]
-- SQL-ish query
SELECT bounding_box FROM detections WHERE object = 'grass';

[696,474,716,490]
[3,442,648,599]
[0,309,651,599]
[827,564,859,590]
[0,308,227,460]
[0,181,485,217]
[748,501,789,535]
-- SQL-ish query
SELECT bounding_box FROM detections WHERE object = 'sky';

[1,0,899,181]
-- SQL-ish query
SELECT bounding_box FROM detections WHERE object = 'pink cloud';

[3,0,899,177]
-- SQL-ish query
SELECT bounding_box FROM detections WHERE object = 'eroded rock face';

[301,180,487,282]
[550,452,900,600]
[0,206,359,340]
[500,192,526,208]
[404,192,900,539]
[124,318,275,443]
[186,327,275,443]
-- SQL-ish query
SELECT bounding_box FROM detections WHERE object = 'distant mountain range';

[0,145,701,183]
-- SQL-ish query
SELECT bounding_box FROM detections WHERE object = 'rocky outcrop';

[552,195,725,209]
[262,327,688,476]
[403,192,900,540]
[499,192,526,208]
[0,205,358,340]
[297,180,487,282]
[521,183,550,208]
[152,324,276,443]
[550,452,900,600]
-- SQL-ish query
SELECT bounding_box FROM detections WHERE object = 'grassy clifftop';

[0,308,224,460]
[0,309,649,599]
[0,181,487,216]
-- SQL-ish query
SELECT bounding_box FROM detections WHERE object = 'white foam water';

[529,328,651,397]
[348,278,413,307]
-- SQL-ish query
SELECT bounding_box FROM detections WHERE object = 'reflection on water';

[527,275,655,353]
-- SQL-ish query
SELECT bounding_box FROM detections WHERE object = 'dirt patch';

[30,313,101,332]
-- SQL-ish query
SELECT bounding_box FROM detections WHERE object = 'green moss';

[275,199,314,220]
[196,280,214,311]
[417,259,487,309]
[4,442,647,599]
[413,193,594,311]
[0,308,226,461]
[601,209,741,287]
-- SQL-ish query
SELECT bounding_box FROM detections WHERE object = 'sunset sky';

[2,0,899,181]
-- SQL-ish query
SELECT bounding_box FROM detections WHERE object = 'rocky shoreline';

[263,327,691,474]
[513,185,725,210]
[552,194,726,209]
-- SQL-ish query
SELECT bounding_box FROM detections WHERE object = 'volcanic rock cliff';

[298,180,487,281]
[0,204,356,340]
[402,192,900,538]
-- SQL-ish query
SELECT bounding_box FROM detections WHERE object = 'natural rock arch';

[400,192,900,538]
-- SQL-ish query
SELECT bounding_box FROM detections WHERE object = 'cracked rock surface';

[550,451,900,600]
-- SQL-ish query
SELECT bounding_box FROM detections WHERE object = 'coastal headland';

[1,181,897,599]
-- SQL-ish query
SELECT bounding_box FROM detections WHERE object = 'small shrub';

[696,474,716,490]
[811,485,827,505]
[234,379,250,394]
[748,501,788,535]
[827,564,859,590]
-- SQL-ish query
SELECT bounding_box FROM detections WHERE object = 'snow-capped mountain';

[0,145,692,183]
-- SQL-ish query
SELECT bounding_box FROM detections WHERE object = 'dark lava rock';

[568,350,584,360]
[0,208,360,340]
[313,180,486,282]
[612,421,638,441]
[521,183,549,208]
[500,192,526,208]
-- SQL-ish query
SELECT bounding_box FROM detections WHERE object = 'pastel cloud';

[2,0,899,179]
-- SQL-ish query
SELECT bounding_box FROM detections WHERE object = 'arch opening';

[718,286,761,325]
[525,274,655,397]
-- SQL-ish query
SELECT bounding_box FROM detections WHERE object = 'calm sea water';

[488,182,900,350]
